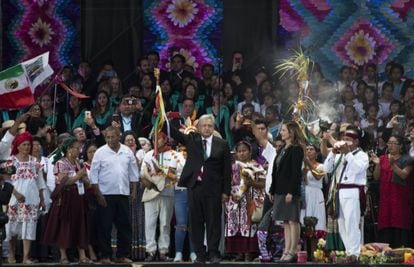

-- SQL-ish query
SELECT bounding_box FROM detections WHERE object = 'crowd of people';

[0,50,413,264]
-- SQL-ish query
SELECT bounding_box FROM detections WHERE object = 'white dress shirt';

[121,115,132,131]
[261,141,277,194]
[90,143,139,195]
[202,135,213,158]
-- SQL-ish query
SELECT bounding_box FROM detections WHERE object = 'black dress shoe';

[145,253,156,262]
[209,255,221,264]
[193,257,206,264]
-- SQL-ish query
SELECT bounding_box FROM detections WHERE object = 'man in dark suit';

[169,114,231,263]
[105,95,151,138]
[168,54,193,94]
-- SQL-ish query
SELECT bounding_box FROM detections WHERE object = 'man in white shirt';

[141,132,185,262]
[90,126,139,264]
[323,126,368,263]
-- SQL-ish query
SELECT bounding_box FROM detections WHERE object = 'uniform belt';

[337,183,364,189]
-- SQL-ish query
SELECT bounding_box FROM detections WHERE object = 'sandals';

[60,258,70,264]
[7,258,16,264]
[23,259,35,265]
[79,257,93,264]
[279,252,289,261]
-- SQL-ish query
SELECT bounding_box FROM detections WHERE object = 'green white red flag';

[0,52,53,109]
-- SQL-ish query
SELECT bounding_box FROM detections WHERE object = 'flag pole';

[153,68,160,158]
[52,83,57,129]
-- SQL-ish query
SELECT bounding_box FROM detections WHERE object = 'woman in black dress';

[269,121,305,263]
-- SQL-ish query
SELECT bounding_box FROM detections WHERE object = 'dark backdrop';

[81,0,143,87]
[81,0,277,82]
[222,0,278,74]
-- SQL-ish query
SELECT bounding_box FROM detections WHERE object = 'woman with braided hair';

[42,137,91,264]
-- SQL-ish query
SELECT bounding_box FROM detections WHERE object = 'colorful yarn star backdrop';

[2,0,80,75]
[279,0,414,81]
[143,0,223,77]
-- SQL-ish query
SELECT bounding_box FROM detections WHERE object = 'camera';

[0,160,16,175]
[319,120,332,132]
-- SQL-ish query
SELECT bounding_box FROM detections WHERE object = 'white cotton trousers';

[144,195,174,254]
[338,188,361,257]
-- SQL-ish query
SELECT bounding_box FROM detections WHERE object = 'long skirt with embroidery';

[42,185,89,249]
[130,187,146,260]
[225,192,259,253]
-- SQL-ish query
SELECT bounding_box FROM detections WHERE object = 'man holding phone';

[224,51,248,85]
[106,95,146,137]
[96,61,117,83]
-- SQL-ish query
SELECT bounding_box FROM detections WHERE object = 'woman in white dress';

[6,132,45,264]
[303,144,326,232]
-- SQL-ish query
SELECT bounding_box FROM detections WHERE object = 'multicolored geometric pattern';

[279,0,414,81]
[143,0,223,77]
[2,0,80,73]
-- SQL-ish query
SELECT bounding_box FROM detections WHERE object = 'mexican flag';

[0,64,34,109]
[0,52,53,109]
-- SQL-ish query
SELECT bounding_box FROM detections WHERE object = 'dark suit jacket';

[104,112,150,137]
[269,144,304,196]
[0,182,13,205]
[170,126,231,197]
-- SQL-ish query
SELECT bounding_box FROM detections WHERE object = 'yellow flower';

[166,0,199,28]
[28,18,55,48]
[345,30,376,65]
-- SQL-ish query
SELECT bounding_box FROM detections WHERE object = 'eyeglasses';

[387,142,400,146]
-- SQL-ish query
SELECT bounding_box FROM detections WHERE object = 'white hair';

[198,114,215,124]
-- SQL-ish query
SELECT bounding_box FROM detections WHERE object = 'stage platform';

[0,262,407,266]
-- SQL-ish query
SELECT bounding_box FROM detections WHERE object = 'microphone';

[77,159,85,170]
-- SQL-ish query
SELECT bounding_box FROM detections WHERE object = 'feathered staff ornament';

[275,48,319,145]
[276,48,325,176]
[150,68,170,157]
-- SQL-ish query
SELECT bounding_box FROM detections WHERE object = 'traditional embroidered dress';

[43,158,89,249]
[225,160,265,253]
[6,155,45,241]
